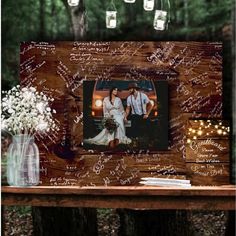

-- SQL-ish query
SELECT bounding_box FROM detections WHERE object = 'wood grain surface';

[19,41,226,186]
[2,186,236,210]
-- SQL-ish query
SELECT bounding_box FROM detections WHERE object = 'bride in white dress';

[84,87,131,146]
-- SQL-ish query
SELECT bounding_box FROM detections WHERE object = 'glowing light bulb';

[217,129,223,135]
[197,130,203,136]
[193,136,197,140]
[187,139,191,144]
[206,133,209,136]
[192,130,196,133]
[215,125,218,129]
[223,131,227,135]
[189,128,192,131]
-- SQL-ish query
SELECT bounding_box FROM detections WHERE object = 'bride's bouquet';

[102,117,119,134]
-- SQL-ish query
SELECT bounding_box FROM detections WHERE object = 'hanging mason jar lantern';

[143,0,155,11]
[153,0,170,30]
[153,10,167,30]
[124,0,136,3]
[67,0,80,6]
[106,0,117,29]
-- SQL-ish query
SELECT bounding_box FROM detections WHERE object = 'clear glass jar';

[144,0,155,11]
[124,0,136,3]
[7,135,40,187]
[153,10,167,30]
[67,0,80,6]
[106,11,117,29]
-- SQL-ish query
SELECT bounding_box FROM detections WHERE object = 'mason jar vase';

[7,135,40,187]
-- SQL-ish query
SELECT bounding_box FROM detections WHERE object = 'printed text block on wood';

[186,120,230,185]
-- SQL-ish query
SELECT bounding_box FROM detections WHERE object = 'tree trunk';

[183,0,189,40]
[39,0,46,40]
[117,210,192,236]
[1,206,5,236]
[124,2,136,28]
[232,0,236,185]
[225,211,236,236]
[32,207,98,236]
[69,0,87,40]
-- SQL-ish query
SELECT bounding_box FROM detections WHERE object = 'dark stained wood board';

[19,41,225,186]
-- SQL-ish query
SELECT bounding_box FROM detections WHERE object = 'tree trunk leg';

[225,211,236,236]
[1,205,5,236]
[117,210,191,236]
[32,207,98,236]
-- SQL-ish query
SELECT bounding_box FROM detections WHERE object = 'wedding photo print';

[83,80,168,151]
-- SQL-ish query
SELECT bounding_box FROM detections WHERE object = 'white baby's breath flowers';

[1,86,59,136]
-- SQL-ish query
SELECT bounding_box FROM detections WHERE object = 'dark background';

[1,0,234,119]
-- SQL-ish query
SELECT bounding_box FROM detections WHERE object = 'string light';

[217,129,223,135]
[197,130,203,136]
[188,120,230,138]
[187,120,230,146]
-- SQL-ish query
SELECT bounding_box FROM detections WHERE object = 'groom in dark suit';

[124,83,153,139]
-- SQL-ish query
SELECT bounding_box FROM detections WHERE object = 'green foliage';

[2,0,71,90]
[1,0,233,89]
[7,206,32,215]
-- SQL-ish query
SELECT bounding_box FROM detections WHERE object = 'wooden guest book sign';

[186,120,230,185]
[19,41,228,186]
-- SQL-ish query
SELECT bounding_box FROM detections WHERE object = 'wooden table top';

[2,185,236,210]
